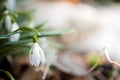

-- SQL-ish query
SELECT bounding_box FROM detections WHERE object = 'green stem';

[33,35,38,43]
[0,70,15,80]
[14,27,40,35]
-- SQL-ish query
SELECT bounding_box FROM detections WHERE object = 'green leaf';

[0,44,30,57]
[0,32,19,39]
[0,70,15,80]
[0,45,20,54]
[0,36,8,39]
[0,28,73,40]
[39,28,74,37]
[21,28,74,38]
[4,39,32,46]
[15,27,40,35]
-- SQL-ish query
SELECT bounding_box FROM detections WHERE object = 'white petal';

[35,43,46,64]
[5,15,11,30]
[39,47,46,64]
[9,33,20,42]
[10,22,19,31]
[29,43,36,66]
[31,43,41,67]
[29,48,33,65]
[31,53,41,67]
[9,22,20,42]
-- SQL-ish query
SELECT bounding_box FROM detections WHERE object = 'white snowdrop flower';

[9,22,20,42]
[3,10,11,30]
[29,42,46,67]
[5,15,12,30]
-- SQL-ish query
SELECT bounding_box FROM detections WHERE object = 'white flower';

[5,15,12,30]
[9,22,20,41]
[29,42,46,67]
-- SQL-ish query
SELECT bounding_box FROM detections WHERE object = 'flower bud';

[29,42,46,67]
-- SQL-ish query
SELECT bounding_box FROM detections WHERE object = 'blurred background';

[29,0,120,63]
[1,0,120,80]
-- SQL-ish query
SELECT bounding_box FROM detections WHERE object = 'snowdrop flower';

[5,15,12,30]
[29,36,46,67]
[3,10,12,30]
[9,22,20,41]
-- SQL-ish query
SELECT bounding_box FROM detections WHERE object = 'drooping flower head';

[29,36,46,67]
[2,5,12,30]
